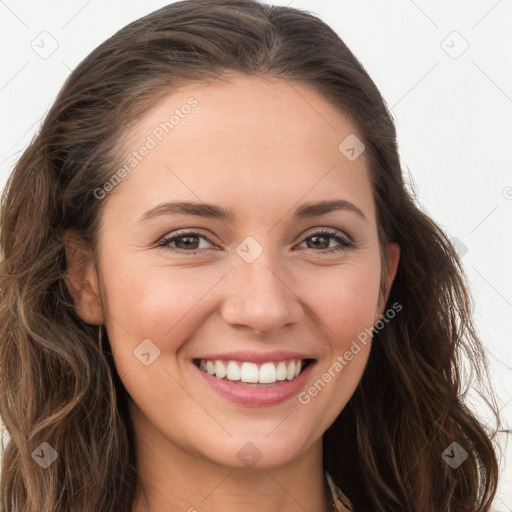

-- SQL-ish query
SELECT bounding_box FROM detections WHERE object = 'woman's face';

[68,73,399,470]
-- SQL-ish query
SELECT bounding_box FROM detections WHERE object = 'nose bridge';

[220,241,302,334]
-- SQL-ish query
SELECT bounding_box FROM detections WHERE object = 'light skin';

[65,72,400,512]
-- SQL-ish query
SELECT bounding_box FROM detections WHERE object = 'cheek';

[100,258,227,359]
[293,264,379,429]
[301,259,382,348]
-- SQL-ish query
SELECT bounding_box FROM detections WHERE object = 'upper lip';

[193,350,315,364]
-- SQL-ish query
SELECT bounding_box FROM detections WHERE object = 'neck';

[129,404,332,512]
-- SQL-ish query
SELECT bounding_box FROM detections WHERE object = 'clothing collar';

[325,470,353,511]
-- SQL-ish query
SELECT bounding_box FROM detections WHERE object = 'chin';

[192,430,317,470]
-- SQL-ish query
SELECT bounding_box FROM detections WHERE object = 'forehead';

[107,73,375,226]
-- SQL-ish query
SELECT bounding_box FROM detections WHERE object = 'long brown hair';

[0,0,502,510]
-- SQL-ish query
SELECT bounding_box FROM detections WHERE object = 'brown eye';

[298,229,354,253]
[174,234,200,250]
[306,234,330,250]
[157,231,214,254]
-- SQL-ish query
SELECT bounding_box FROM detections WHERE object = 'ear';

[375,242,400,321]
[63,230,105,325]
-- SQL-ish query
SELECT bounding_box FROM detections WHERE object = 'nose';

[220,255,303,336]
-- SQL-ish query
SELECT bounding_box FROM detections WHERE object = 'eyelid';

[156,228,217,251]
[157,226,355,255]
[296,227,354,253]
[301,226,352,241]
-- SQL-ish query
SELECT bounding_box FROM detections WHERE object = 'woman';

[0,0,502,510]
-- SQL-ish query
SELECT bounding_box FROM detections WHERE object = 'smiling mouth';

[193,358,315,385]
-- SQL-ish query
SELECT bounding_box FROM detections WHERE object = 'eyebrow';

[137,198,368,224]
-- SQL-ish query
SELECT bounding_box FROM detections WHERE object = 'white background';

[0,0,511,509]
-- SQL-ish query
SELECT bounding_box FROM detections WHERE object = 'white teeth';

[286,360,296,380]
[226,361,241,381]
[206,360,215,375]
[197,358,307,383]
[214,360,227,379]
[276,361,287,380]
[294,360,301,378]
[240,362,259,383]
[259,362,277,384]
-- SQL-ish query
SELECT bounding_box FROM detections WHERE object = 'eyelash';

[157,228,354,255]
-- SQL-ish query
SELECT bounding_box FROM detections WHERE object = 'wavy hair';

[0,0,503,510]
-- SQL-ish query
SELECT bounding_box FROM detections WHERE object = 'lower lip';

[194,361,315,407]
